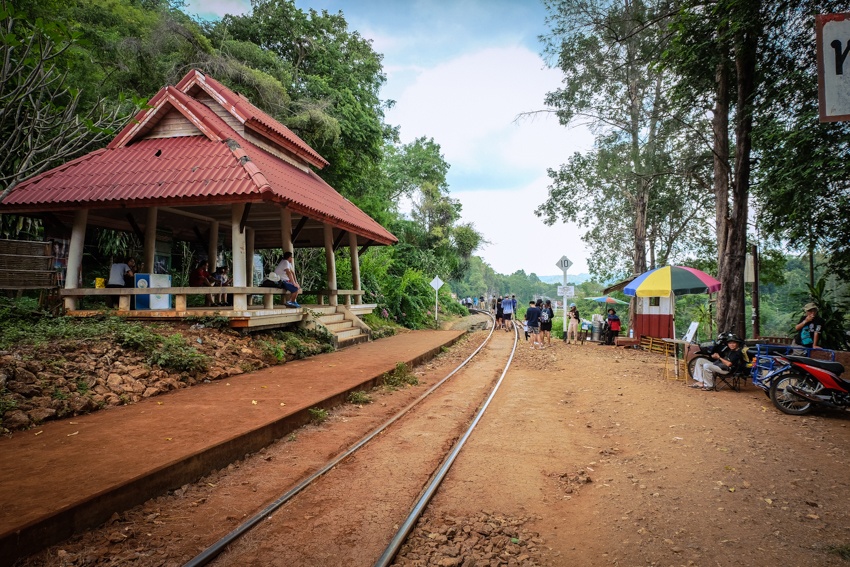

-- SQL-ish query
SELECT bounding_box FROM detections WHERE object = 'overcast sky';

[184,0,594,279]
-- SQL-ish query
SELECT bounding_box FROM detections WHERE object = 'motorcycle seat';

[785,355,845,376]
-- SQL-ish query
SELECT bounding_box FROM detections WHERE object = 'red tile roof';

[0,71,396,245]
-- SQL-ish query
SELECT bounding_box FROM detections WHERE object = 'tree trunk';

[715,2,759,338]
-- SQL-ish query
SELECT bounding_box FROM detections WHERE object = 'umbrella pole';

[671,291,680,378]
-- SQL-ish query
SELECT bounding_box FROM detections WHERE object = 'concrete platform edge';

[1,331,465,567]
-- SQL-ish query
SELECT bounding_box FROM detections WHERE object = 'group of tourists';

[523,298,555,349]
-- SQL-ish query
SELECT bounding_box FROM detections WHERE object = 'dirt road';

[20,329,850,566]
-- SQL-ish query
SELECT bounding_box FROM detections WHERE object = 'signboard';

[430,276,444,291]
[555,255,572,272]
[817,13,850,121]
[558,285,575,298]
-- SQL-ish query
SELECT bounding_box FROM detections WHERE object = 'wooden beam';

[126,214,144,241]
[291,216,309,241]
[239,202,252,234]
[358,240,375,256]
[332,230,347,251]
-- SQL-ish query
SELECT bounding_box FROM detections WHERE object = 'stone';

[106,374,123,391]
[103,393,121,406]
[2,409,30,429]
[14,368,37,383]
[6,381,41,397]
[28,407,57,423]
[68,394,97,414]
[128,366,150,380]
[142,387,160,398]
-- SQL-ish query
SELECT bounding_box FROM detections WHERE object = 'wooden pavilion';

[0,70,397,345]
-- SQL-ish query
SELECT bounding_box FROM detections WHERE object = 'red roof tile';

[1,71,396,245]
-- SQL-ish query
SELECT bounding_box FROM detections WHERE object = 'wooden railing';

[59,286,366,310]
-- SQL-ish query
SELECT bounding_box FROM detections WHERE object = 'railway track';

[183,310,519,566]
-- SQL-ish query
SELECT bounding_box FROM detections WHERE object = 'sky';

[183,0,594,278]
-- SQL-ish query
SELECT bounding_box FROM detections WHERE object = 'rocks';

[394,512,543,566]
[0,322,325,432]
[2,409,30,429]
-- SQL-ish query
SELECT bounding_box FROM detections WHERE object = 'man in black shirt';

[690,335,744,391]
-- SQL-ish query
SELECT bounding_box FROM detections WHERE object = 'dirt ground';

[18,323,850,567]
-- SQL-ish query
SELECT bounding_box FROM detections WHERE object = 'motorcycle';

[770,354,849,415]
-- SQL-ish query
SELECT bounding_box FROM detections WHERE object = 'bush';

[382,362,418,389]
[308,407,328,424]
[115,323,162,352]
[148,334,209,373]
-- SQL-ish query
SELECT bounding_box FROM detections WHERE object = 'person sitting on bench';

[270,251,301,308]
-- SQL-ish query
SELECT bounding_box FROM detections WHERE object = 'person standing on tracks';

[526,299,542,349]
[501,294,514,331]
[495,296,504,329]
[540,299,554,347]
[565,303,580,344]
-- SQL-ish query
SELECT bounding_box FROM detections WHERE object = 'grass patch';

[828,544,850,561]
[360,312,400,339]
[257,339,286,363]
[308,407,328,424]
[148,334,209,373]
[348,390,372,405]
[382,362,418,389]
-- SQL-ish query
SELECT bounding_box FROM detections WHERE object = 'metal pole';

[752,244,760,339]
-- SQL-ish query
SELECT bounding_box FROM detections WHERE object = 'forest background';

[0,0,848,346]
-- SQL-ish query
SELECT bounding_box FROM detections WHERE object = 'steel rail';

[183,309,496,567]
[374,318,520,567]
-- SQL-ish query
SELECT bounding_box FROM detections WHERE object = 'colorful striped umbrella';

[587,295,629,305]
[624,266,721,297]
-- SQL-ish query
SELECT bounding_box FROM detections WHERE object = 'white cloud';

[453,178,589,278]
[386,45,594,278]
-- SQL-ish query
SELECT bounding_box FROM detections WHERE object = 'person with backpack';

[540,299,554,346]
[605,308,621,345]
[525,300,542,349]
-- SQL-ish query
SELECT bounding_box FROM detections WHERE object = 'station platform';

[0,329,465,566]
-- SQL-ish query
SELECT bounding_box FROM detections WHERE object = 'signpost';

[817,13,850,122]
[555,255,572,335]
[430,276,443,321]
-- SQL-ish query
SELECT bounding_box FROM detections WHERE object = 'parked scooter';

[770,354,849,415]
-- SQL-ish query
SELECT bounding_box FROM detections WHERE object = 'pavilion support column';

[64,209,88,311]
[231,204,248,311]
[245,227,255,286]
[324,223,337,306]
[280,208,293,253]
[348,232,361,305]
[208,221,219,271]
[143,207,157,274]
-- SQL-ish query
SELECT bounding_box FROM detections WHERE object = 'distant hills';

[538,273,593,285]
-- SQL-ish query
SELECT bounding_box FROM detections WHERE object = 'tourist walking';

[540,299,554,346]
[501,294,514,331]
[565,303,580,344]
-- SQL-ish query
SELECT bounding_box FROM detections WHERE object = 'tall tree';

[538,0,712,281]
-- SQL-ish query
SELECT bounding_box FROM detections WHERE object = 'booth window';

[649,297,661,307]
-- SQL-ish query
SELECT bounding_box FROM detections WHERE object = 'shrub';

[308,407,328,424]
[348,390,372,405]
[257,339,286,363]
[148,334,209,373]
[185,315,232,330]
[382,362,418,389]
[115,323,162,352]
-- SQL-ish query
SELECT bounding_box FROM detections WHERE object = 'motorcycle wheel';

[687,354,710,380]
[770,372,818,415]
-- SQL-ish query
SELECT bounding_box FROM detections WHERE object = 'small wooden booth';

[0,70,397,345]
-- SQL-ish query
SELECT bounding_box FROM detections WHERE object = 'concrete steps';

[313,306,371,348]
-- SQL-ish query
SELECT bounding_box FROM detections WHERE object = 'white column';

[143,207,157,274]
[324,223,337,306]
[64,209,88,310]
[208,220,219,271]
[280,208,293,253]
[348,232,361,305]
[245,227,255,286]
[231,204,248,310]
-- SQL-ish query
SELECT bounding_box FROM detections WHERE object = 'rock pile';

[392,511,545,567]
[0,325,326,433]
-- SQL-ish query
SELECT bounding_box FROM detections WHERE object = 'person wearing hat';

[794,302,824,349]
[690,334,744,391]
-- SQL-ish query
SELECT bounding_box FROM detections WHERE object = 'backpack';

[539,309,550,323]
